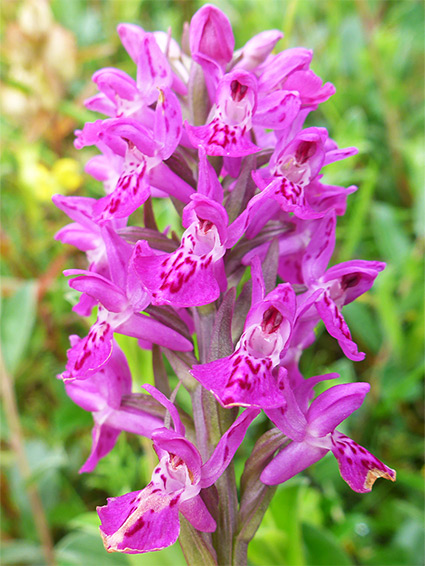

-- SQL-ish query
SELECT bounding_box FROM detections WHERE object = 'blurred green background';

[1,1,423,565]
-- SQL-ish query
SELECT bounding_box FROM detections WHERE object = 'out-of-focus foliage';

[1,1,423,565]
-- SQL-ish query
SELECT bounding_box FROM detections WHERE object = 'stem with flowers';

[54,5,396,564]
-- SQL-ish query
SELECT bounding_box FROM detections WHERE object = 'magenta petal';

[55,223,100,252]
[143,384,185,436]
[250,255,266,306]
[131,245,221,308]
[316,294,365,361]
[258,47,313,91]
[154,88,182,159]
[331,431,396,493]
[324,146,358,166]
[136,34,171,105]
[323,260,386,305]
[117,23,145,63]
[266,370,307,442]
[116,313,193,352]
[197,147,223,202]
[254,90,301,130]
[93,161,151,223]
[85,93,116,116]
[186,118,259,157]
[98,485,181,553]
[302,211,336,285]
[261,440,328,485]
[190,4,234,68]
[73,293,97,317]
[191,354,285,409]
[153,430,202,482]
[236,30,284,72]
[179,495,216,532]
[79,422,121,473]
[106,408,163,438]
[264,178,324,220]
[307,382,370,436]
[182,194,228,242]
[293,372,339,413]
[201,408,260,488]
[67,273,128,313]
[52,194,97,228]
[64,320,114,379]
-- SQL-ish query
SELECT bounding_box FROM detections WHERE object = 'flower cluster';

[55,5,395,560]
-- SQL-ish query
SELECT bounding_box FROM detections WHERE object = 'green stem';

[188,306,239,565]
[0,349,56,565]
[233,429,288,566]
[179,516,218,566]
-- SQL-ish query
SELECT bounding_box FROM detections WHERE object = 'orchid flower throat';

[322,272,361,305]
[185,216,224,258]
[274,140,317,186]
[152,452,199,500]
[241,306,290,364]
[220,79,254,127]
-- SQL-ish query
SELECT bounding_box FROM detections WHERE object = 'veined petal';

[98,485,181,554]
[131,246,221,307]
[130,211,226,308]
[52,194,98,230]
[63,319,114,380]
[154,88,182,160]
[315,293,365,361]
[136,33,172,105]
[331,431,396,493]
[254,90,301,130]
[323,260,386,305]
[191,352,285,409]
[93,154,151,223]
[185,117,259,157]
[260,178,325,220]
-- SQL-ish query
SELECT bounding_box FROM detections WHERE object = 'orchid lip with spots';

[54,4,395,563]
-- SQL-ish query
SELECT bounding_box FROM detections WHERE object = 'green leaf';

[0,541,45,565]
[1,281,37,373]
[342,301,382,353]
[178,516,217,566]
[302,523,353,565]
[55,531,129,565]
[370,202,410,265]
[374,266,404,358]
[339,165,377,262]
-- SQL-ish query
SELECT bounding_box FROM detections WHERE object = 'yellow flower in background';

[17,147,82,202]
[52,159,83,192]
[34,158,83,202]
